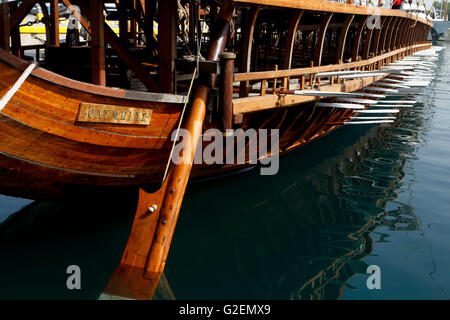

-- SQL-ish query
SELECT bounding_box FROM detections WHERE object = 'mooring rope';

[161,67,198,183]
[0,62,37,112]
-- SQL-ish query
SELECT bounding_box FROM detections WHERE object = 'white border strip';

[0,62,37,112]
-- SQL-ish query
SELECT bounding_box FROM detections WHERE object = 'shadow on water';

[0,55,440,298]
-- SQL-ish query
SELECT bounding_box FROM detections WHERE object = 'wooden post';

[379,16,392,54]
[273,64,278,91]
[219,52,236,131]
[50,0,60,46]
[313,13,333,67]
[0,2,10,51]
[371,16,385,56]
[352,16,368,62]
[239,6,260,97]
[118,0,128,87]
[9,1,21,56]
[362,26,374,60]
[91,0,106,86]
[336,14,354,64]
[132,0,137,47]
[159,0,177,93]
[386,17,399,51]
[283,10,303,70]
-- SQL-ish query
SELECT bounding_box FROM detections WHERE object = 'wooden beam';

[0,2,10,51]
[233,0,431,26]
[158,0,177,93]
[91,0,106,86]
[50,0,60,46]
[62,0,159,91]
[336,14,354,64]
[362,25,374,60]
[9,0,38,33]
[371,16,385,56]
[386,17,399,51]
[313,13,333,67]
[392,18,404,49]
[351,16,368,62]
[283,10,303,69]
[9,1,21,56]
[239,6,260,97]
[38,1,51,44]
[379,16,392,54]
[105,23,159,91]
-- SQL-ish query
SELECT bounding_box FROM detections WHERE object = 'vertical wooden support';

[371,16,385,56]
[393,18,404,49]
[219,52,236,131]
[313,13,332,67]
[379,16,392,54]
[9,1,21,56]
[118,0,128,87]
[352,16,368,62]
[91,0,106,86]
[50,0,60,46]
[386,17,399,51]
[0,2,10,51]
[131,0,137,48]
[159,0,177,93]
[336,14,354,64]
[188,1,197,53]
[239,6,260,97]
[144,0,156,50]
[283,10,303,69]
[362,25,374,59]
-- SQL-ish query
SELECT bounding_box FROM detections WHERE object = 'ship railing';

[225,42,431,116]
[19,44,46,62]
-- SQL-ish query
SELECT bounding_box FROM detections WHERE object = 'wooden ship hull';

[0,0,432,299]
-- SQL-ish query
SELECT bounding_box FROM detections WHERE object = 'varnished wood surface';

[233,0,432,26]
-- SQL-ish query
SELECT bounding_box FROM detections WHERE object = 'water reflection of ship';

[0,101,428,299]
[164,100,428,300]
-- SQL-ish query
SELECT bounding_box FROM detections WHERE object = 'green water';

[1,45,450,300]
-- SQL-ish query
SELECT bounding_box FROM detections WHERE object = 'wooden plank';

[336,14,354,64]
[233,0,432,26]
[283,10,303,69]
[313,13,333,67]
[239,6,260,97]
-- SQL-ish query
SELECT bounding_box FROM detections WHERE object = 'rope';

[0,62,37,112]
[161,67,198,183]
